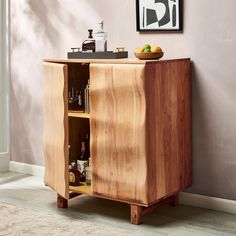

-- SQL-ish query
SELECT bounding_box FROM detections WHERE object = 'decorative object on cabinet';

[135,51,164,60]
[67,51,128,59]
[136,0,183,31]
[42,58,191,225]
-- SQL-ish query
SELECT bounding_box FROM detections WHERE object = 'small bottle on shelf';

[69,162,81,186]
[78,90,83,110]
[82,29,95,52]
[68,87,74,110]
[85,133,90,157]
[77,141,88,182]
[71,90,84,111]
[85,157,92,185]
[84,81,90,114]
[95,21,107,52]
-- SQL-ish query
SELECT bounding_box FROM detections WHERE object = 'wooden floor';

[1,171,236,235]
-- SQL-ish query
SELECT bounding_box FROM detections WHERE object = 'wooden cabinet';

[43,58,191,224]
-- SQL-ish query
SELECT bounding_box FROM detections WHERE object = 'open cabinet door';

[42,62,69,199]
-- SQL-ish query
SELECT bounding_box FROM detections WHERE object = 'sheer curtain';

[0,0,9,171]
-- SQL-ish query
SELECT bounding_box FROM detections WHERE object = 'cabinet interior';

[69,117,90,164]
[68,63,91,194]
[68,63,90,112]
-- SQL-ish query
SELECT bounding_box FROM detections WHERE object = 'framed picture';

[136,0,183,32]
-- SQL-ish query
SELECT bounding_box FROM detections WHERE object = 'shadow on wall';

[10,79,38,165]
[12,0,88,49]
[27,0,61,46]
[26,0,101,48]
[186,62,236,200]
[10,0,103,166]
[186,62,213,195]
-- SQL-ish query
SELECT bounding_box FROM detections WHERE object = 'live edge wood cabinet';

[43,58,191,225]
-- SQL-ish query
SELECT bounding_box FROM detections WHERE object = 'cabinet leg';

[170,193,179,207]
[130,205,142,225]
[57,194,68,208]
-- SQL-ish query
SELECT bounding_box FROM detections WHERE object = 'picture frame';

[136,0,183,32]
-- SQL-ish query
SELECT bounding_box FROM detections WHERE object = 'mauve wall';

[10,0,236,200]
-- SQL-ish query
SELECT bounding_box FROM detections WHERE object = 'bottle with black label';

[82,29,95,52]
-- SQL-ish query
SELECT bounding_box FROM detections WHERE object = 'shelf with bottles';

[68,63,90,115]
[68,82,90,114]
[68,116,91,190]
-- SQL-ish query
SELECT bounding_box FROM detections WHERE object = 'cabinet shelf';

[68,111,90,119]
[69,184,92,195]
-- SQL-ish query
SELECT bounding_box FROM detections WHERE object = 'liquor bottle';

[77,141,88,182]
[69,145,72,163]
[95,21,107,52]
[84,81,90,114]
[72,90,83,111]
[82,29,95,52]
[69,162,81,186]
[78,90,83,110]
[85,133,90,158]
[85,157,91,185]
[68,87,74,110]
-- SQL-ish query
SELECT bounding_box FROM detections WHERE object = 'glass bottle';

[82,29,95,52]
[69,162,81,186]
[77,141,88,182]
[85,133,90,158]
[84,81,90,114]
[95,21,107,52]
[85,166,91,185]
[78,90,83,110]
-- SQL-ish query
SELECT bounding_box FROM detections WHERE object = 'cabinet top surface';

[44,58,190,65]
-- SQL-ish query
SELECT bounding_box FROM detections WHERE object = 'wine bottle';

[77,141,88,182]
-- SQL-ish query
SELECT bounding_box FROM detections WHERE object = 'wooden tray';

[68,51,128,59]
[135,51,164,60]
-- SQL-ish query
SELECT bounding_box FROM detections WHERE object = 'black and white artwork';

[136,0,183,31]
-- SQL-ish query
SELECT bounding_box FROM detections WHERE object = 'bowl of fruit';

[135,44,164,60]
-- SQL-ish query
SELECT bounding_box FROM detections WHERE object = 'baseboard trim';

[179,192,236,215]
[9,161,236,215]
[9,161,45,177]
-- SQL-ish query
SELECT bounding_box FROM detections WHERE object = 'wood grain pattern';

[69,185,91,195]
[145,59,192,204]
[44,58,190,65]
[43,62,69,199]
[90,63,148,204]
[44,58,147,64]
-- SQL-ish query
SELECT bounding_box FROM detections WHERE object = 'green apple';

[143,44,151,50]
